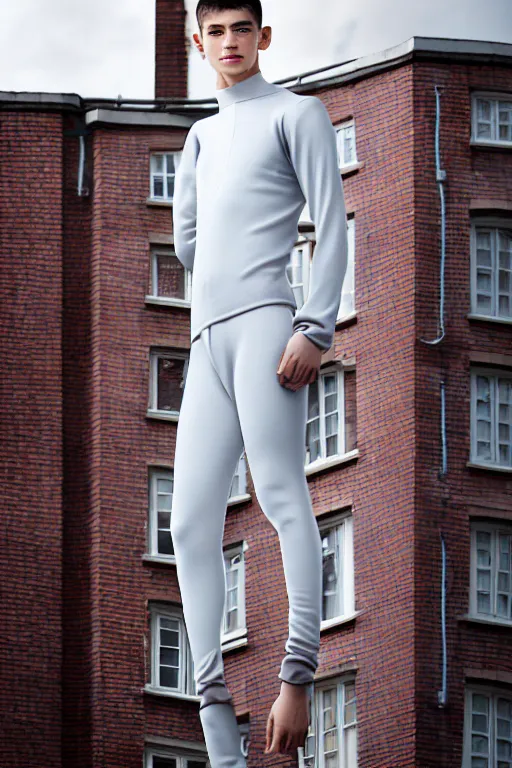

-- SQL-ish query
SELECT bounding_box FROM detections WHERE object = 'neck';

[215,70,277,111]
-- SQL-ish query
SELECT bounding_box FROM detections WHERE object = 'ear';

[258,25,272,51]
[192,32,204,56]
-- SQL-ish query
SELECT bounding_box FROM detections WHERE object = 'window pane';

[151,154,164,173]
[157,356,186,412]
[167,175,176,200]
[153,757,177,768]
[152,176,164,198]
[308,381,320,419]
[159,666,179,688]
[156,252,186,299]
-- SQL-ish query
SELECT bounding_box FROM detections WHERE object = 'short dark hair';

[196,1,263,35]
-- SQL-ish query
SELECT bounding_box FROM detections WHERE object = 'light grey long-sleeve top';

[172,70,348,351]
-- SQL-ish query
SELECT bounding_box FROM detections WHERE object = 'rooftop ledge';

[3,37,512,117]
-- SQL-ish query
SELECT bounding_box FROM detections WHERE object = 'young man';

[170,2,348,767]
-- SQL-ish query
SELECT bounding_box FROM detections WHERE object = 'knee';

[170,505,194,551]
[170,503,222,555]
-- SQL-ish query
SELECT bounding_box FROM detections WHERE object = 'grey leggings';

[170,303,322,768]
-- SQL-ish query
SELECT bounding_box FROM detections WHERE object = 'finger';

[265,712,273,752]
[290,364,312,390]
[269,724,284,754]
[280,355,298,386]
[288,359,307,385]
[276,350,286,375]
[283,732,293,753]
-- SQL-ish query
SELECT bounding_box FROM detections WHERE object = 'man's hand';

[276,331,322,391]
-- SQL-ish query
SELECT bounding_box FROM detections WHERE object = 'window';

[228,451,248,500]
[149,605,196,695]
[286,239,312,310]
[150,248,192,304]
[335,120,357,168]
[472,93,512,146]
[148,468,175,560]
[470,367,512,469]
[148,348,189,420]
[319,513,355,624]
[144,749,208,768]
[463,685,512,768]
[337,217,355,321]
[306,362,357,467]
[222,542,247,644]
[470,521,512,624]
[150,152,181,202]
[471,219,512,321]
[304,678,358,768]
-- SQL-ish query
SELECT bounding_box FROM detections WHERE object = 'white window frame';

[304,677,358,768]
[144,747,208,768]
[318,513,355,627]
[470,217,512,322]
[337,217,355,321]
[150,247,192,306]
[148,348,189,422]
[149,604,196,696]
[239,721,250,758]
[462,684,512,768]
[148,467,175,562]
[287,239,312,310]
[222,541,247,646]
[471,91,512,148]
[334,119,357,168]
[150,151,181,202]
[470,366,512,469]
[470,520,512,625]
[306,365,345,466]
[228,451,248,501]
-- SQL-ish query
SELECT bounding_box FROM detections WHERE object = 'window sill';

[466,460,512,474]
[335,310,357,329]
[320,611,361,633]
[470,140,512,151]
[227,493,251,508]
[146,409,179,423]
[143,685,201,703]
[458,613,512,629]
[221,630,248,653]
[146,198,173,207]
[305,449,359,477]
[340,161,363,176]
[145,296,191,309]
[467,312,512,326]
[142,553,176,566]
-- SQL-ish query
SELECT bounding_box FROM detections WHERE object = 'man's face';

[194,8,268,76]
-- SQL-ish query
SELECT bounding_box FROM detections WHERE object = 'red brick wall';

[155,0,188,99]
[0,112,64,766]
[61,115,95,767]
[414,61,512,768]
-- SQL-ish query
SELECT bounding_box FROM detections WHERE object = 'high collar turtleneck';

[215,70,278,111]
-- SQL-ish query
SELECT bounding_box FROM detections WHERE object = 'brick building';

[1,0,511,764]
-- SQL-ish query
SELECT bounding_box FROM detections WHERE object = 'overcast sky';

[0,0,510,100]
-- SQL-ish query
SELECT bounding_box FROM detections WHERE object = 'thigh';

[231,305,308,483]
[171,332,244,544]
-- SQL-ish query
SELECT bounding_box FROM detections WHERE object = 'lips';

[221,56,242,61]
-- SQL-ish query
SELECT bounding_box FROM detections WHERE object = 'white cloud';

[0,0,510,99]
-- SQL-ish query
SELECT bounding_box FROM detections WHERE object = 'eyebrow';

[206,20,254,30]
